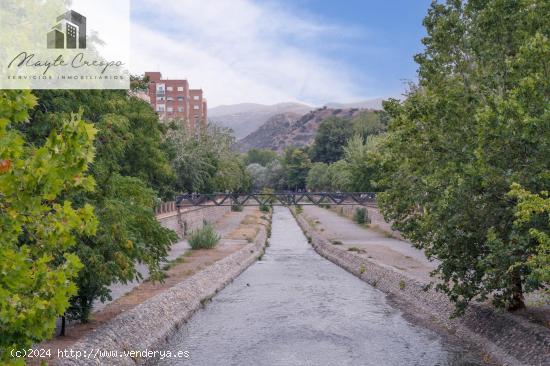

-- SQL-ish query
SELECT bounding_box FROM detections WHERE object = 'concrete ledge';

[294,212,550,366]
[56,225,268,366]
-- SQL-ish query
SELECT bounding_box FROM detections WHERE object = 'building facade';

[144,72,207,132]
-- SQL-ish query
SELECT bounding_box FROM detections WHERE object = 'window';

[156,84,165,95]
[177,96,184,101]
[167,107,173,112]
[177,107,184,112]
[167,96,173,102]
[193,95,200,100]
[167,86,173,91]
[156,105,165,112]
[177,86,184,91]
[156,96,165,101]
[193,105,200,110]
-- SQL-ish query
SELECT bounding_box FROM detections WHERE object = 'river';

[151,206,484,366]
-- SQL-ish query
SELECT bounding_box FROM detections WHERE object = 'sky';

[129,0,432,107]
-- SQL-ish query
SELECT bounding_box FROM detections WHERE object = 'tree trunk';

[60,315,66,336]
[507,271,525,311]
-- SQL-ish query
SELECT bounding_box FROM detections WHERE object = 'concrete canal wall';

[156,205,231,238]
[293,211,550,366]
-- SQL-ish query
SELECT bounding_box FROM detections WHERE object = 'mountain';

[324,98,385,110]
[238,107,371,153]
[237,112,302,152]
[208,102,313,139]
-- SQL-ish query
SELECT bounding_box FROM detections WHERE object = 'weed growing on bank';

[189,223,220,249]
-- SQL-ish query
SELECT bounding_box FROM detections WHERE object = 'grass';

[330,239,343,245]
[399,280,406,290]
[347,246,366,254]
[368,224,399,239]
[188,223,220,249]
[162,251,193,271]
[359,264,366,274]
[241,215,258,225]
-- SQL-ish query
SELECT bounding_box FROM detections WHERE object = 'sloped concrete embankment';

[57,217,268,366]
[294,212,550,366]
[330,203,404,240]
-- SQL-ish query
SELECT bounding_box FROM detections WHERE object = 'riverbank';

[293,205,550,366]
[35,207,271,366]
[150,207,486,366]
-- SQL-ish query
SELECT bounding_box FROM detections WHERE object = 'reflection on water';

[151,207,484,366]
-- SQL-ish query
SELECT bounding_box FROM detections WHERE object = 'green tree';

[247,163,269,190]
[130,74,150,92]
[310,117,353,163]
[213,157,251,193]
[282,147,311,190]
[244,148,278,167]
[164,121,217,193]
[24,91,178,322]
[165,121,250,193]
[378,0,550,314]
[306,162,330,191]
[0,90,98,363]
[327,160,352,192]
[343,134,384,192]
[26,90,176,200]
[265,159,286,190]
[508,184,550,298]
[67,174,177,322]
[351,111,387,140]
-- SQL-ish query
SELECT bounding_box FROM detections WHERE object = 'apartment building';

[144,72,207,131]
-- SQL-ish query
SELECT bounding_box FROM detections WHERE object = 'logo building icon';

[47,10,86,49]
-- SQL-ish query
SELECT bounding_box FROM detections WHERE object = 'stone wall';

[294,212,550,366]
[157,205,231,238]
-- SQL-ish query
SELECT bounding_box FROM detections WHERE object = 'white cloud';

[70,0,129,64]
[130,0,369,106]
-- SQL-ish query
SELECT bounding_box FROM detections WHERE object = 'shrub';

[295,205,303,214]
[231,204,243,212]
[259,203,270,212]
[354,207,368,224]
[188,224,220,249]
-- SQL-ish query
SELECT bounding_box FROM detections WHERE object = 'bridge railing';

[174,192,377,207]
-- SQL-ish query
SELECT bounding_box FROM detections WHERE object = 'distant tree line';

[244,110,387,192]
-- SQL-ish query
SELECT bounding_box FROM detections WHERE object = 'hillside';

[209,102,313,139]
[238,107,371,152]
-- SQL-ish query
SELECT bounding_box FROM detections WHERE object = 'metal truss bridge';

[175,192,376,207]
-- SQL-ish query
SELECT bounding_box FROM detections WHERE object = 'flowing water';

[151,207,484,366]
